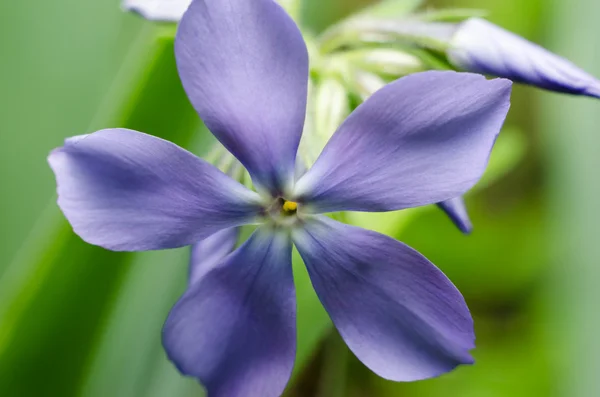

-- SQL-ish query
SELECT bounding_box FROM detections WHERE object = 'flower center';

[263,198,301,228]
[281,200,298,215]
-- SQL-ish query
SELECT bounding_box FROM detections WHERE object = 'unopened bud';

[314,77,351,143]
[299,77,350,168]
[448,18,600,98]
[342,48,426,77]
[320,18,456,54]
[351,69,387,100]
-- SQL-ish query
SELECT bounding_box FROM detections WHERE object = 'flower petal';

[294,71,511,213]
[48,129,261,251]
[438,197,473,234]
[163,227,295,397]
[449,18,600,98]
[176,0,309,194]
[293,216,475,381]
[189,228,239,285]
[122,0,191,21]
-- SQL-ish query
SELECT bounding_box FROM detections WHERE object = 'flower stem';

[316,330,350,397]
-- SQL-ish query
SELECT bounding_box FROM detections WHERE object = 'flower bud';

[448,18,600,98]
[320,18,455,54]
[351,69,387,100]
[299,77,350,167]
[342,48,427,77]
[314,77,351,143]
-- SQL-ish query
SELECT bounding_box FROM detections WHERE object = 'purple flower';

[449,18,600,98]
[48,1,511,396]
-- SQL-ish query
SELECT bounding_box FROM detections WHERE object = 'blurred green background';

[1,0,599,396]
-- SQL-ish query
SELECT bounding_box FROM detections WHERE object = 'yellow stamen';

[282,200,298,214]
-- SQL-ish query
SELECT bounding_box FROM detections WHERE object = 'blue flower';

[48,1,511,396]
[449,18,600,98]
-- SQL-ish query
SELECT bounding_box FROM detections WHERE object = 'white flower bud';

[352,70,387,101]
[344,48,426,77]
[314,77,351,143]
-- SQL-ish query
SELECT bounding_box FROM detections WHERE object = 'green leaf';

[76,31,213,397]
[78,247,203,397]
[0,0,142,273]
[0,25,203,397]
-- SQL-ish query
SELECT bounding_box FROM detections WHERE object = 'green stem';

[316,330,350,397]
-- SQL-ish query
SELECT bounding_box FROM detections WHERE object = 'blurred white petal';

[123,0,191,22]
[122,0,300,22]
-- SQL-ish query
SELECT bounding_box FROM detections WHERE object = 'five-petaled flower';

[48,0,511,396]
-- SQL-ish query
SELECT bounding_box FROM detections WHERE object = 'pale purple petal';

[438,197,473,234]
[293,216,475,381]
[294,71,511,213]
[163,228,295,397]
[449,18,600,98]
[189,228,239,285]
[176,0,309,194]
[48,129,261,252]
[122,0,191,21]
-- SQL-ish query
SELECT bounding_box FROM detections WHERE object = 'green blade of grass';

[0,25,202,396]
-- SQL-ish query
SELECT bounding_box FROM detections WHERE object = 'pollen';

[282,200,298,214]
